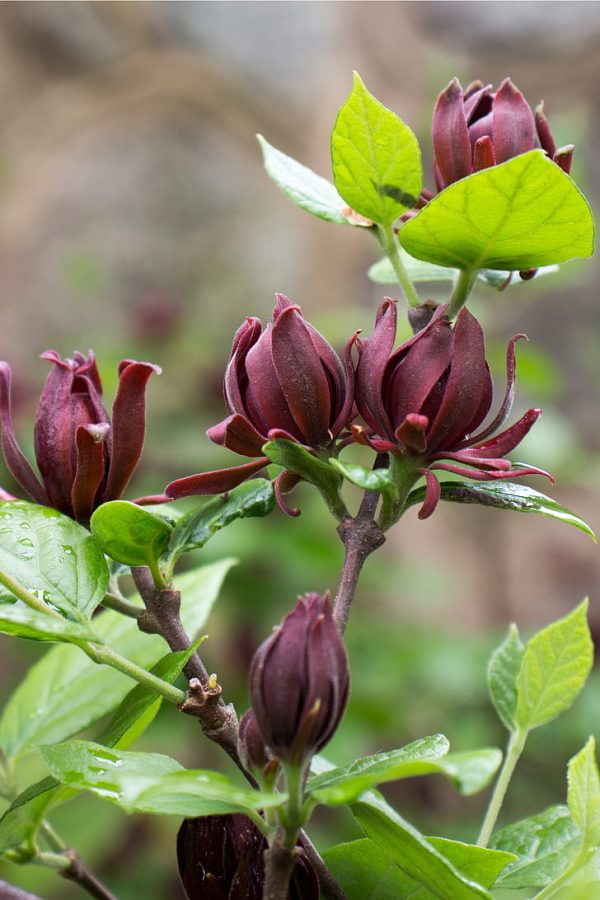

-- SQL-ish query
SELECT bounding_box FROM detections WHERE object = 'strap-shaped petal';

[355,299,398,438]
[104,360,160,501]
[165,458,267,499]
[0,363,48,504]
[71,423,110,523]
[417,469,441,520]
[207,414,265,457]
[466,408,541,459]
[432,77,473,188]
[34,357,79,511]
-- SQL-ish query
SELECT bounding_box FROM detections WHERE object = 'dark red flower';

[0,351,159,524]
[177,814,318,900]
[250,593,349,766]
[353,300,552,519]
[165,294,354,503]
[238,708,272,775]
[432,77,574,191]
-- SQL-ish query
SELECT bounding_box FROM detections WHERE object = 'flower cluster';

[0,351,159,525]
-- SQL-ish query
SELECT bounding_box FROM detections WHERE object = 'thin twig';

[0,881,44,900]
[300,833,348,900]
[61,849,117,900]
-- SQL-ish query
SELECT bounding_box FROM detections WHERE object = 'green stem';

[33,851,71,872]
[447,268,477,319]
[534,847,595,899]
[282,763,305,848]
[40,821,67,853]
[82,643,185,705]
[478,728,527,847]
[101,592,143,619]
[377,224,421,308]
[0,567,63,619]
[377,454,420,532]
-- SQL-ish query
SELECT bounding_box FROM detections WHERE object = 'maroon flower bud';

[249,593,349,766]
[432,77,574,192]
[353,300,553,519]
[238,708,272,775]
[0,351,160,524]
[165,294,354,503]
[177,814,318,900]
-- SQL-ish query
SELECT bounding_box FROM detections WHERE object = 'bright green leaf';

[400,150,594,271]
[491,805,581,889]
[368,254,559,287]
[404,482,597,542]
[257,134,350,225]
[167,479,274,562]
[426,837,516,888]
[515,600,593,731]
[0,558,234,760]
[308,737,500,804]
[262,440,342,506]
[330,459,398,499]
[568,737,600,848]
[90,501,172,569]
[40,740,281,818]
[0,603,97,645]
[488,624,525,731]
[0,501,108,621]
[331,72,422,225]
[353,793,490,898]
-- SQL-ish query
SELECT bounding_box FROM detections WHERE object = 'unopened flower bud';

[250,593,349,766]
[238,708,271,775]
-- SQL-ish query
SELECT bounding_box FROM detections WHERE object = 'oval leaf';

[404,481,597,542]
[368,254,559,287]
[330,459,398,499]
[167,479,274,562]
[257,135,350,225]
[400,150,594,271]
[331,71,422,225]
[515,599,593,732]
[0,501,108,621]
[90,501,172,569]
[0,602,97,645]
[568,737,600,848]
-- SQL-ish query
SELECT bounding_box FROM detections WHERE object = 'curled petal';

[534,101,557,157]
[274,471,301,517]
[395,414,429,453]
[34,358,80,511]
[0,363,48,504]
[554,145,574,175]
[225,317,262,415]
[165,458,268,499]
[350,424,397,454]
[430,460,553,483]
[104,361,159,502]
[71,423,110,524]
[459,333,527,449]
[432,77,473,187]
[207,414,265,457]
[330,332,357,437]
[467,408,541,459]
[417,469,441,520]
[493,78,536,163]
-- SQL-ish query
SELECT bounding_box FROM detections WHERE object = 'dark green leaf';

[368,255,559,287]
[331,72,422,225]
[488,624,525,731]
[491,805,581,889]
[40,741,282,818]
[0,501,108,621]
[400,150,594,271]
[167,479,274,561]
[262,440,342,506]
[0,559,234,760]
[515,600,593,731]
[257,135,350,225]
[404,482,597,542]
[90,501,172,569]
[353,793,490,898]
[568,737,600,848]
[329,459,398,499]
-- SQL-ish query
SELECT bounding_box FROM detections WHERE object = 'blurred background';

[0,2,599,897]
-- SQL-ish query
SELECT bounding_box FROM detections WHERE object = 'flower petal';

[165,458,268,499]
[432,77,473,188]
[492,78,536,163]
[207,414,265,457]
[224,317,262,415]
[271,303,332,447]
[274,471,301,517]
[71,423,110,524]
[394,413,429,453]
[355,299,398,438]
[473,135,496,171]
[0,363,48,504]
[417,469,441,519]
[104,360,160,502]
[467,408,541,459]
[534,101,557,157]
[430,460,553,483]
